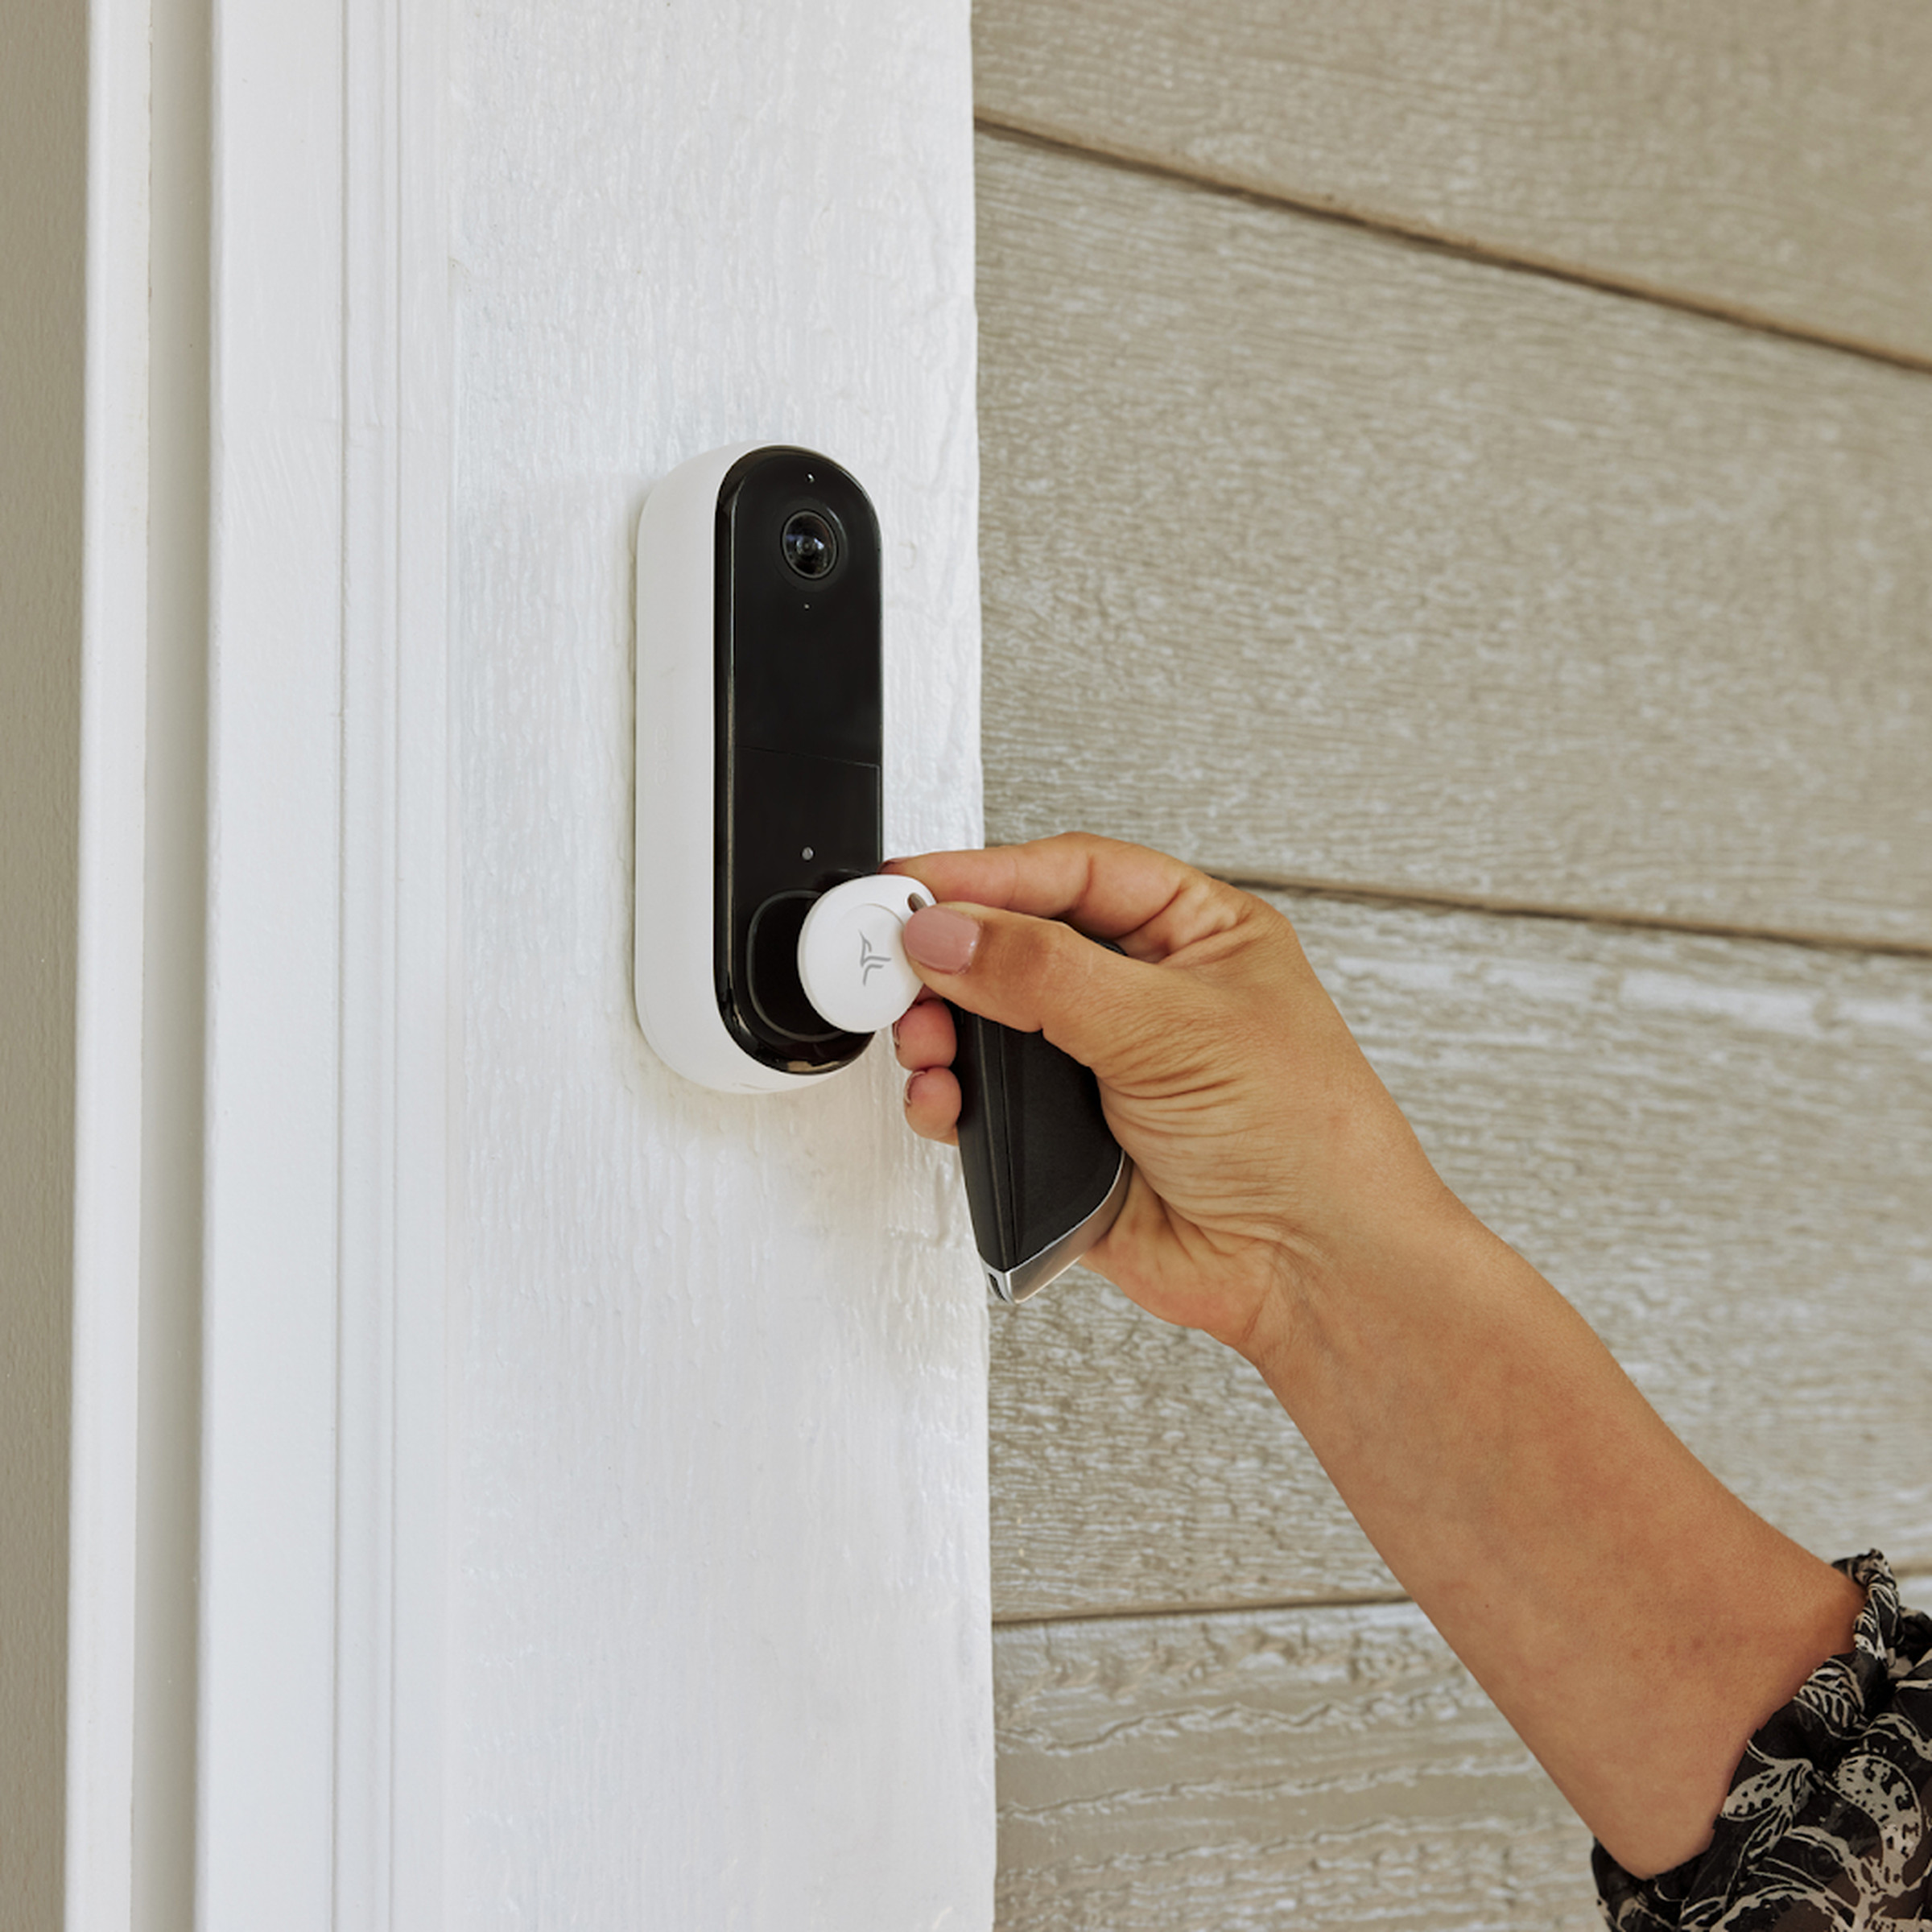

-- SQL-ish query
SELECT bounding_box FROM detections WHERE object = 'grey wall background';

[0,0,88,1924]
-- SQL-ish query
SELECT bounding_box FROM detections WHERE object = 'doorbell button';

[796,874,929,1035]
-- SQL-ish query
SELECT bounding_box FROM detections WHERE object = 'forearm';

[888,838,1868,1880]
[1245,1196,1865,1879]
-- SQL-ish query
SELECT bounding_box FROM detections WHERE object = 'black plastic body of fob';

[950,1000,1130,1303]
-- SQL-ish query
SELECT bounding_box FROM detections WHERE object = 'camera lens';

[780,509,840,581]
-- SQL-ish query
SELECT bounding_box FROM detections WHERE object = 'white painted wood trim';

[333,0,456,1918]
[184,0,987,1924]
[65,0,153,1922]
[447,0,991,1921]
[196,0,453,1919]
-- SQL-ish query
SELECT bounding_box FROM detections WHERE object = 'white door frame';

[68,0,456,1920]
[68,0,989,1924]
[193,0,456,1917]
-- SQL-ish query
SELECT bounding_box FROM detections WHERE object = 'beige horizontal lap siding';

[994,1600,1601,1930]
[976,20,1932,1918]
[992,892,1932,1623]
[997,1572,1932,1930]
[976,130,1932,947]
[973,0,1932,367]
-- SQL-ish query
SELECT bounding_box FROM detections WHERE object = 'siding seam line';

[1207,873,1932,961]
[993,1573,1932,1635]
[973,112,1932,382]
[994,1591,1415,1631]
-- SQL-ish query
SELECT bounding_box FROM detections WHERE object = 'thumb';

[902,900,1199,1086]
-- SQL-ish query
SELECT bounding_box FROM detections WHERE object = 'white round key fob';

[796,874,931,1035]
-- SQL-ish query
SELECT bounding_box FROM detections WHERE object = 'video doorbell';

[634,441,1127,1296]
[635,442,885,1092]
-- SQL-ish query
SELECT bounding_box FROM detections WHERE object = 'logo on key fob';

[858,931,890,984]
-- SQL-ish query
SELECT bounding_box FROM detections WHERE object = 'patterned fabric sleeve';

[1594,1553,1932,1930]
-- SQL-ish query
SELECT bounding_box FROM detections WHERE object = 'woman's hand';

[887,832,1865,1880]
[886,832,1463,1360]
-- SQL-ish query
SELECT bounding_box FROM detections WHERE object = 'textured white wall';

[451,3,989,1926]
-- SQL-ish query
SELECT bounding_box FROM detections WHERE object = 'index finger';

[882,832,1241,961]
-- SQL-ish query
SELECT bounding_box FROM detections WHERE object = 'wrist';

[1239,1174,1496,1401]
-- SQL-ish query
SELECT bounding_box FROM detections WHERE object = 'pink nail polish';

[903,906,978,974]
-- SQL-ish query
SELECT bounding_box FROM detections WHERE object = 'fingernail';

[902,1072,918,1107]
[890,1019,902,1049]
[903,905,978,974]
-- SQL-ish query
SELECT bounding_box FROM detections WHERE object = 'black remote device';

[950,981,1130,1303]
